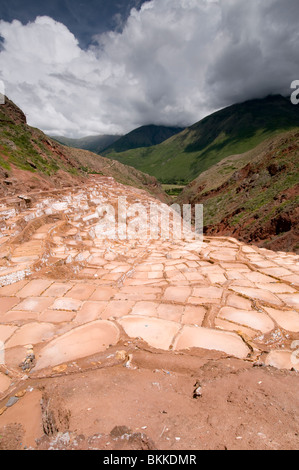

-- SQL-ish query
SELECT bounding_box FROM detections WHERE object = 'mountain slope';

[0,97,167,202]
[51,134,121,154]
[101,124,184,155]
[177,129,299,253]
[104,95,299,183]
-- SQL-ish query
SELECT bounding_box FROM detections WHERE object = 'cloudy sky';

[0,0,298,137]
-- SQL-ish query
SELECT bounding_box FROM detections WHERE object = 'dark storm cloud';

[0,0,147,47]
[206,0,299,108]
[0,0,298,137]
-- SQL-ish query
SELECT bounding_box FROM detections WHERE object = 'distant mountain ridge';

[51,124,184,157]
[101,124,184,155]
[51,134,121,154]
[103,95,299,184]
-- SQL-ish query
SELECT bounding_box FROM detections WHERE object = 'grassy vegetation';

[0,121,63,175]
[177,129,299,249]
[162,184,186,197]
[104,95,299,183]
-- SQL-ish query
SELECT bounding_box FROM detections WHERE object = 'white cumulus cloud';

[0,0,298,137]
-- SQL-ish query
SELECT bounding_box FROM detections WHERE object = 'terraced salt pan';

[0,325,17,343]
[0,372,11,394]
[277,294,299,309]
[0,297,20,314]
[229,286,283,306]
[39,309,75,324]
[265,350,299,371]
[0,177,299,372]
[173,326,250,359]
[215,318,258,339]
[51,298,83,312]
[131,302,159,317]
[118,316,181,351]
[74,301,109,324]
[5,322,56,348]
[34,320,120,370]
[263,307,299,332]
[181,306,206,326]
[17,280,53,298]
[13,297,53,313]
[218,307,275,333]
[163,287,191,303]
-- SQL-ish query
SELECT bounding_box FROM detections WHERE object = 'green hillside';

[104,95,299,183]
[101,124,184,155]
[178,129,299,253]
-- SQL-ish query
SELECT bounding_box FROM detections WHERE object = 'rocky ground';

[0,176,299,450]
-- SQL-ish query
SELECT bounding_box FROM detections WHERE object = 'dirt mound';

[1,348,299,450]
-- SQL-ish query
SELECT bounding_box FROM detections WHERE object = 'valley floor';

[0,176,298,450]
